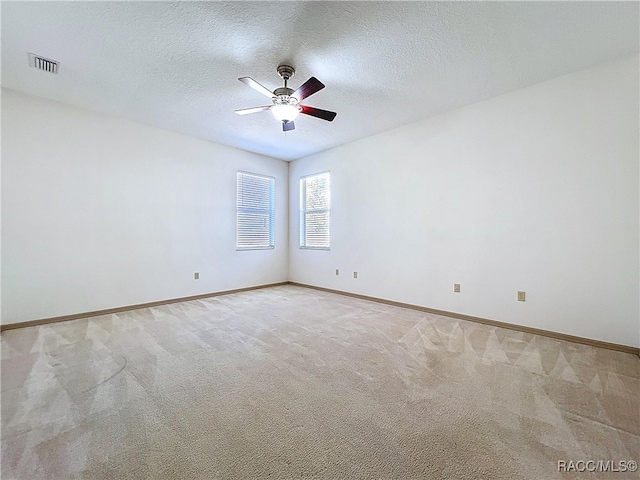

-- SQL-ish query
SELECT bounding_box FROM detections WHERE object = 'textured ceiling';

[2,1,638,161]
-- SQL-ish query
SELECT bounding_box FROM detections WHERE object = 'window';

[236,172,275,250]
[300,171,330,249]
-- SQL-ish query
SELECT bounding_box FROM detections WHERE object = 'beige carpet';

[1,285,638,479]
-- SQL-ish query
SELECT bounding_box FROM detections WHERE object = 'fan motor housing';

[274,87,295,98]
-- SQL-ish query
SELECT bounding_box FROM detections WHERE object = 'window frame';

[236,171,276,251]
[299,171,331,251]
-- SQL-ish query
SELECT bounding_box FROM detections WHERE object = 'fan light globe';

[271,104,300,123]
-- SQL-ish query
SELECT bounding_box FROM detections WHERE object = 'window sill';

[236,246,275,251]
[299,246,330,251]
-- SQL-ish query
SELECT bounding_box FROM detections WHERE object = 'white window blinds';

[236,172,275,249]
[300,172,330,249]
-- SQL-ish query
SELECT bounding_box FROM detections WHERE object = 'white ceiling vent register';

[28,53,59,74]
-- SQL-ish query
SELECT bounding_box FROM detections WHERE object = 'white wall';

[1,88,289,325]
[289,55,640,348]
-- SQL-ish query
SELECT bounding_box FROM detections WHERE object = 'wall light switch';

[194,272,200,280]
[454,284,460,293]
[353,271,358,279]
[518,291,526,302]
[336,269,340,276]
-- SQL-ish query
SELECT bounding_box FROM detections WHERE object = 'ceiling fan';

[235,65,337,132]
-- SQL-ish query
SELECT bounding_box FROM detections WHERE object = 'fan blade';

[292,77,325,102]
[234,106,272,116]
[300,105,337,122]
[283,121,295,132]
[238,77,275,98]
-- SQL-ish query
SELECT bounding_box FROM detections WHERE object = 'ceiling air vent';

[28,53,59,74]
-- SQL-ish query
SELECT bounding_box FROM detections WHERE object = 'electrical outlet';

[454,283,460,293]
[194,272,199,280]
[336,269,340,276]
[353,271,358,279]
[518,291,526,302]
